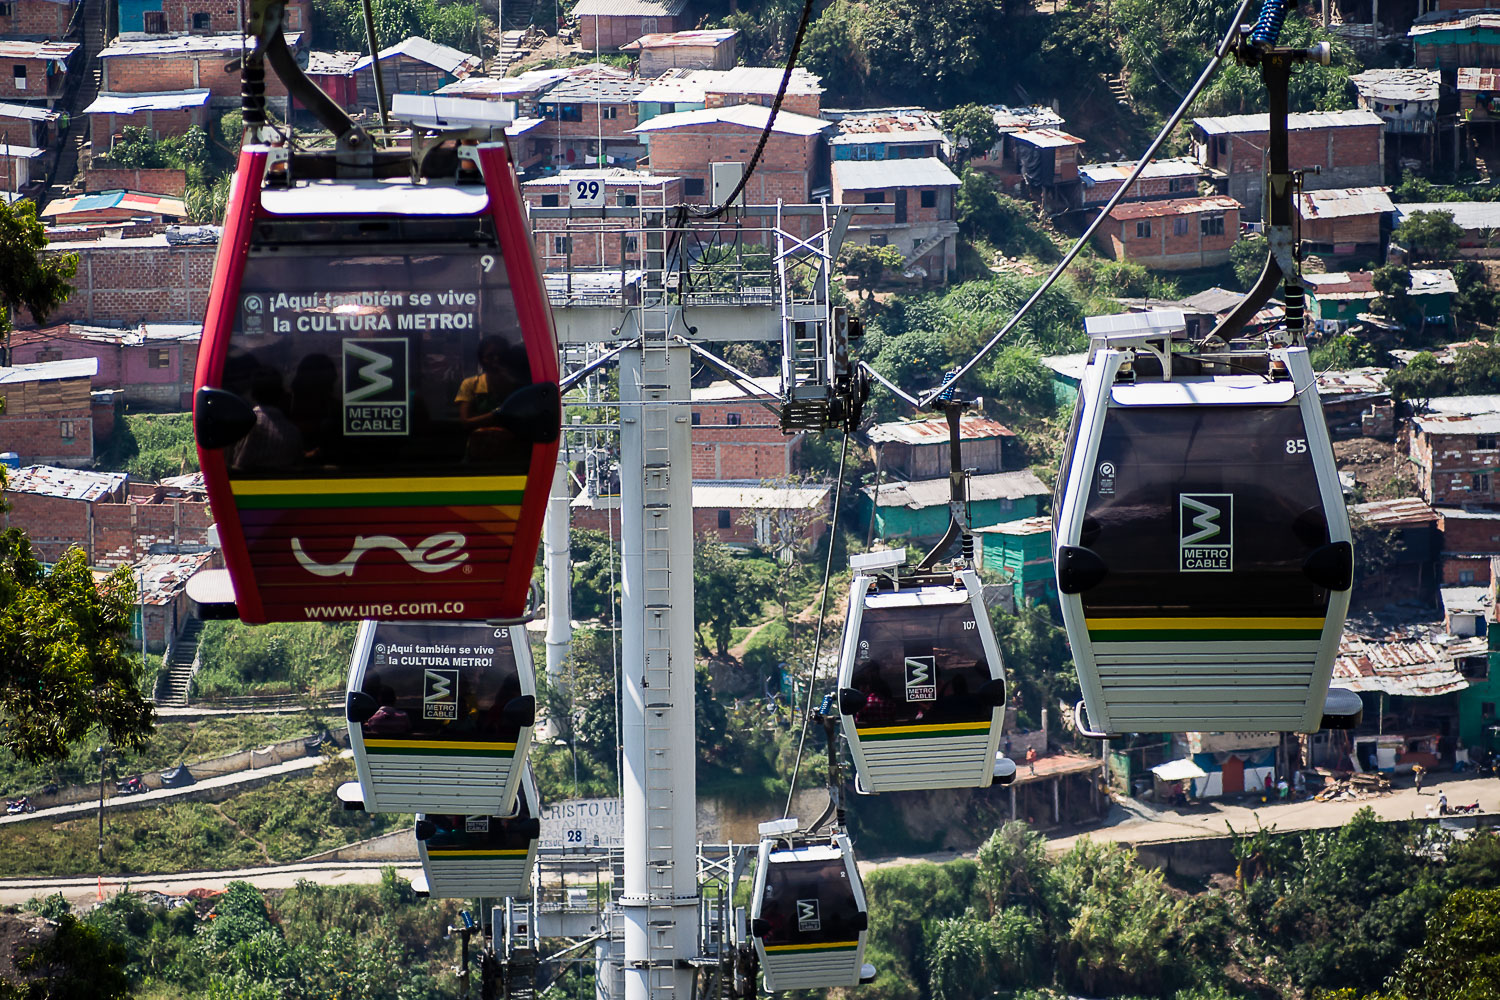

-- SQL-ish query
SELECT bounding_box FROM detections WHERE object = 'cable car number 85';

[571,179,605,208]
[1285,439,1308,455]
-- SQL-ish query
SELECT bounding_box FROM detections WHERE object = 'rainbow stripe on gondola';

[852,721,992,742]
[1084,617,1327,643]
[229,475,529,510]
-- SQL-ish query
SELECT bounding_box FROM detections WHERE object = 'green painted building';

[1465,625,1500,752]
[1041,352,1088,408]
[1303,269,1457,329]
[861,470,1050,542]
[976,516,1056,608]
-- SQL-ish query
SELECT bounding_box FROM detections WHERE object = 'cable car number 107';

[1285,439,1308,455]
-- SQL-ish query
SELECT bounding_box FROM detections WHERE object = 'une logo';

[291,532,469,578]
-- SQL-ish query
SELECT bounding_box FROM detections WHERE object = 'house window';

[1168,177,1185,192]
[1173,217,1189,236]
[143,10,166,31]
[558,104,583,122]
[147,347,171,369]
[601,105,618,119]
[659,102,675,114]
[1460,569,1477,584]
[1461,656,1489,680]
[1479,435,1497,449]
[920,189,936,208]
[684,178,705,197]
[540,193,559,207]
[864,191,886,204]
[12,64,25,90]
[869,233,888,246]
[1201,214,1225,236]
[1217,136,1228,155]
[59,420,75,441]
[853,145,873,160]
[192,11,211,28]
[691,412,701,425]
[726,412,741,426]
[717,509,731,529]
[553,236,571,254]
[0,2,13,15]
[623,235,638,253]
[1135,220,1152,238]
[621,193,637,206]
[1474,472,1492,492]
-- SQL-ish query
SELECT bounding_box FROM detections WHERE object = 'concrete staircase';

[45,0,108,202]
[159,617,205,707]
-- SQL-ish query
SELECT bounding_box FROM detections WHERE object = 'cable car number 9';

[1285,438,1308,455]
[571,178,605,208]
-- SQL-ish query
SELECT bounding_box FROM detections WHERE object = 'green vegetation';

[0,198,76,342]
[693,536,774,658]
[193,621,358,699]
[95,125,234,225]
[93,412,199,482]
[312,0,487,55]
[534,628,619,798]
[1386,343,1500,403]
[1393,210,1463,262]
[840,244,909,300]
[0,758,403,876]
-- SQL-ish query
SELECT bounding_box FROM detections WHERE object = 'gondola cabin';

[749,823,870,992]
[193,141,560,624]
[1054,335,1355,734]
[343,619,536,814]
[837,551,1007,792]
[415,766,540,899]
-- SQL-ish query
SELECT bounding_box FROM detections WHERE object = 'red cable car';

[193,141,559,624]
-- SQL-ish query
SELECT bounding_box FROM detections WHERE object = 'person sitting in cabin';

[362,683,412,735]
[230,368,304,472]
[458,337,534,463]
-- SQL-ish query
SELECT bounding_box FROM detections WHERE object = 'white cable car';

[414,766,540,899]
[1054,335,1356,735]
[837,549,1008,792]
[749,821,870,992]
[341,619,535,814]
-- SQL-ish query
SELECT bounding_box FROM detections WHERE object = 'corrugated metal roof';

[1179,286,1246,314]
[1396,201,1500,230]
[682,66,822,96]
[1317,367,1390,398]
[1041,352,1088,381]
[1435,505,1500,520]
[864,470,1048,509]
[832,157,960,191]
[40,190,187,217]
[0,144,43,158]
[353,36,480,76]
[1107,195,1239,221]
[539,75,650,103]
[1193,109,1383,134]
[572,0,689,17]
[1009,127,1085,149]
[525,167,673,187]
[1333,633,1470,696]
[1457,67,1500,91]
[1427,394,1500,415]
[629,103,828,136]
[973,514,1052,535]
[989,104,1066,131]
[1304,270,1378,297]
[621,28,736,50]
[306,50,362,75]
[1411,11,1500,36]
[1415,411,1500,434]
[689,376,780,401]
[0,102,60,122]
[1350,496,1437,527]
[437,68,572,97]
[1411,268,1459,295]
[0,39,78,60]
[1298,185,1395,220]
[829,110,945,146]
[0,357,98,384]
[867,414,1016,445]
[1441,585,1492,616]
[4,464,126,501]
[84,89,211,114]
[1078,157,1204,184]
[100,34,290,57]
[635,76,708,103]
[1350,67,1440,102]
[132,551,213,606]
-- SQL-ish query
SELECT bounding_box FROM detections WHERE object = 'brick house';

[40,188,186,224]
[1347,497,1441,605]
[1097,195,1240,270]
[1,465,128,562]
[1436,507,1500,585]
[631,103,827,203]
[620,28,736,75]
[352,36,479,112]
[0,0,73,39]
[573,480,831,552]
[979,127,1084,203]
[0,140,42,196]
[828,109,946,163]
[0,100,58,147]
[1296,185,1394,263]
[436,66,581,114]
[0,39,77,104]
[118,0,309,33]
[10,322,199,407]
[1078,157,1206,206]
[524,169,682,270]
[535,74,648,167]
[572,0,688,52]
[30,226,218,324]
[1349,68,1439,176]
[689,377,799,480]
[1411,410,1500,507]
[1192,111,1384,220]
[98,33,295,107]
[689,66,822,117]
[0,359,98,466]
[79,163,186,195]
[84,88,210,144]
[865,414,1014,479]
[832,156,959,285]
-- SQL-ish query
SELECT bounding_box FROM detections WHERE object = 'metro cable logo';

[1179,493,1233,572]
[424,668,460,720]
[343,338,409,435]
[291,532,470,578]
[905,656,937,702]
[796,899,821,932]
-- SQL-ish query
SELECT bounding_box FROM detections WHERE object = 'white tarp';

[1151,758,1208,782]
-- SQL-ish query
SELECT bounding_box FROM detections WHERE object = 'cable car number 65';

[571,178,605,208]
[1285,438,1308,455]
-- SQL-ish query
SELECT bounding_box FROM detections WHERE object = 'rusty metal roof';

[621,28,736,50]
[867,414,1015,445]
[1349,496,1438,527]
[1298,185,1395,220]
[1008,127,1085,149]
[4,465,127,502]
[0,39,79,60]
[1458,67,1500,91]
[130,551,213,606]
[1333,633,1470,696]
[1107,195,1239,221]
[1316,367,1390,398]
[1414,411,1500,435]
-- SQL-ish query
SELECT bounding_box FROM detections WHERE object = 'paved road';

[0,862,424,908]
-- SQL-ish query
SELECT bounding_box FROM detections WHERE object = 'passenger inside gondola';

[849,600,993,728]
[358,630,524,743]
[759,856,861,947]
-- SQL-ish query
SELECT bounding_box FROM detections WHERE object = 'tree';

[1385,351,1453,408]
[1373,264,1414,321]
[986,345,1055,415]
[3,914,133,1000]
[1452,260,1500,329]
[1310,333,1376,370]
[692,536,771,658]
[0,536,154,763]
[1389,887,1500,1000]
[1230,234,1268,291]
[940,104,1000,162]
[0,200,76,345]
[1394,210,1462,262]
[840,243,907,298]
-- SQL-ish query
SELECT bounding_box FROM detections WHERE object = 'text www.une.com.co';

[303,601,464,619]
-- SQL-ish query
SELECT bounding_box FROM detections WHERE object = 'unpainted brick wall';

[1413,429,1500,505]
[0,0,73,38]
[646,126,815,203]
[82,165,188,196]
[36,241,216,324]
[0,57,64,101]
[91,105,206,143]
[102,52,289,98]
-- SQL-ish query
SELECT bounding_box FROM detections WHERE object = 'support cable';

[781,430,850,819]
[915,0,1257,408]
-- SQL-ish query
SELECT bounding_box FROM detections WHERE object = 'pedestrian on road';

[1414,764,1426,793]
[1026,747,1037,775]
[1438,790,1449,815]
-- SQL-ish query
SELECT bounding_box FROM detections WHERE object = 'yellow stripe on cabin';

[231,475,529,496]
[1082,617,1326,631]
[763,941,861,953]
[854,721,992,736]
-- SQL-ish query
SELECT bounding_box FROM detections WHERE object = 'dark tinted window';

[227,219,532,480]
[427,789,534,849]
[760,856,860,946]
[849,595,993,727]
[359,622,524,743]
[1079,405,1331,618]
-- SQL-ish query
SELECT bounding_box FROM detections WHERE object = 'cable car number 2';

[571,178,605,208]
[1286,438,1308,455]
